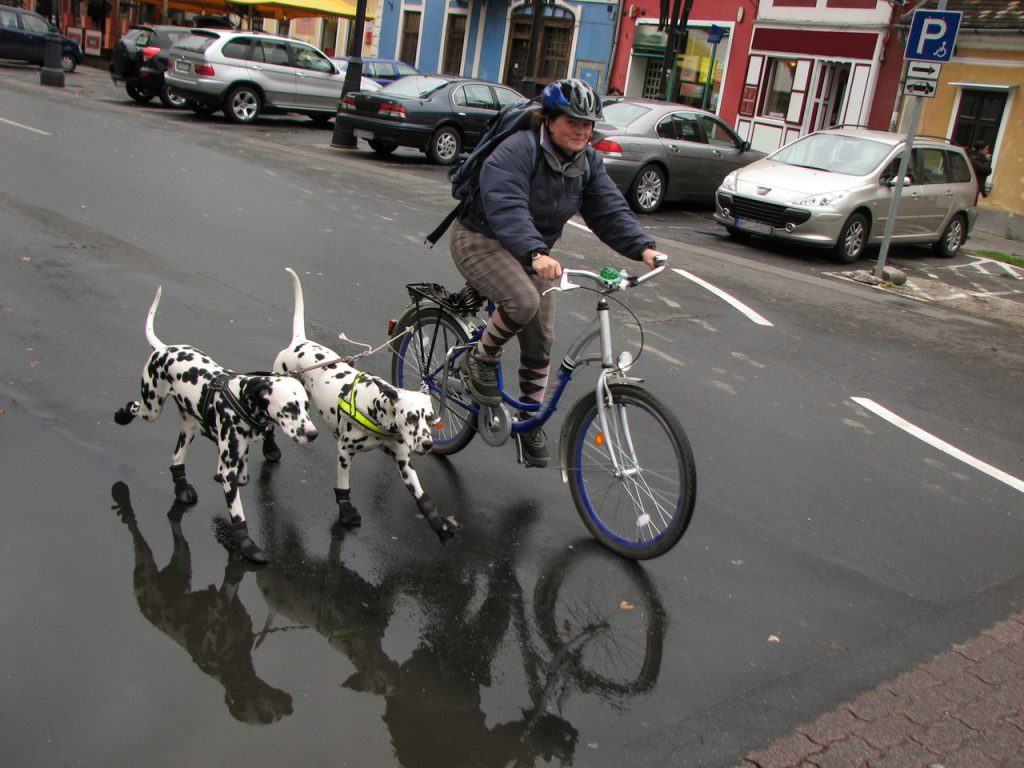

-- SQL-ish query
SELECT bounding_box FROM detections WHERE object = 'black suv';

[110,25,191,107]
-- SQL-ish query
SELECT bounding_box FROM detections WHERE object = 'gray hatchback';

[713,127,979,263]
[166,29,347,124]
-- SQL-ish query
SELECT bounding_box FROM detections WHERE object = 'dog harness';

[338,373,398,436]
[199,374,271,433]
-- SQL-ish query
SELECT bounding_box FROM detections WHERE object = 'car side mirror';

[740,140,751,152]
[884,176,913,187]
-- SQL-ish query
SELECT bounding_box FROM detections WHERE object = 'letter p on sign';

[905,9,961,63]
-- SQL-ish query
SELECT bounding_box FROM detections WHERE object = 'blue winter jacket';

[458,128,656,267]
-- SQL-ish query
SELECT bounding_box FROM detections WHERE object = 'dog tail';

[285,267,307,343]
[145,287,165,350]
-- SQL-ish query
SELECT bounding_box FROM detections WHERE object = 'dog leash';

[288,328,414,376]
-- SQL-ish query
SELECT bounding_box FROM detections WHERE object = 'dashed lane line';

[852,397,1024,494]
[0,116,51,136]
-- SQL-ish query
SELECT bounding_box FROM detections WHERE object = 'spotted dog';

[272,268,456,541]
[115,287,319,563]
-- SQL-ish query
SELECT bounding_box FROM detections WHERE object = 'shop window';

[952,89,1006,155]
[441,14,466,75]
[761,58,798,120]
[399,11,420,67]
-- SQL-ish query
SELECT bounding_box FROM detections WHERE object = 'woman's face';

[547,114,594,154]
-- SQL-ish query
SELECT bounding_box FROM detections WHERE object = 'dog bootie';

[262,430,282,463]
[334,488,362,527]
[227,520,268,564]
[169,464,198,505]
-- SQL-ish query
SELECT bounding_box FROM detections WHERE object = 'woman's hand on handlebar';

[641,248,668,270]
[532,253,563,281]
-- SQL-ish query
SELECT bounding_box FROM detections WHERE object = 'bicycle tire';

[390,306,476,455]
[533,541,664,696]
[562,384,696,559]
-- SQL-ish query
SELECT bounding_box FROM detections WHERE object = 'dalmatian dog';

[272,267,457,542]
[114,287,319,564]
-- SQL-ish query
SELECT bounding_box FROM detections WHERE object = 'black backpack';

[425,99,541,246]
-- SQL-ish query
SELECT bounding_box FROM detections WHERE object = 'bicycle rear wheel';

[562,384,696,559]
[390,306,476,455]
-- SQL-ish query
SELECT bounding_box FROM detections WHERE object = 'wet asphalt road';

[1,62,1023,768]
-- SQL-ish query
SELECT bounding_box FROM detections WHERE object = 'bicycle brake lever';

[543,272,580,295]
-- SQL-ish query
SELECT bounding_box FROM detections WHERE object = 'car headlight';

[793,190,850,207]
[720,172,737,192]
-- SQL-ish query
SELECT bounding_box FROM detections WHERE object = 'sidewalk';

[736,611,1024,768]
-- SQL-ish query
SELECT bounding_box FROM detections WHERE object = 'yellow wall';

[908,45,1023,216]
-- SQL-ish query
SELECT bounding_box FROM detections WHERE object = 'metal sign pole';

[874,93,922,279]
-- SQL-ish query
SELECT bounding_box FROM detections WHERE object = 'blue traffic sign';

[905,9,962,63]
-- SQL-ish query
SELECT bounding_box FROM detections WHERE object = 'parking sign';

[905,9,962,63]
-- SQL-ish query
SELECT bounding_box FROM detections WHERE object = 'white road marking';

[567,218,590,232]
[0,117,52,136]
[851,397,1024,494]
[673,268,774,326]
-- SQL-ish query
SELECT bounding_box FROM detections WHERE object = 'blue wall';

[374,0,616,87]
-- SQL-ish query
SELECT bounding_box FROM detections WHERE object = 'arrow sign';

[907,62,941,80]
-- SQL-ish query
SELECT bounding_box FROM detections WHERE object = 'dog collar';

[338,373,398,437]
[200,374,271,433]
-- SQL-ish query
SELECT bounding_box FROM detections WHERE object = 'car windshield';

[172,31,219,52]
[601,101,652,128]
[770,133,894,176]
[382,76,450,98]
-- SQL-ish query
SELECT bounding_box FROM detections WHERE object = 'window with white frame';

[761,58,798,119]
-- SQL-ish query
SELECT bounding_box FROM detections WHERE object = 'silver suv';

[165,29,346,124]
[713,127,978,263]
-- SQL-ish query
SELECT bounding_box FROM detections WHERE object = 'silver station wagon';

[713,127,979,263]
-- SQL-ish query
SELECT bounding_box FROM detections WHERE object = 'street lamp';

[40,0,65,88]
[331,0,369,148]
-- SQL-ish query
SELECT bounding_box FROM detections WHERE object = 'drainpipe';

[607,0,624,93]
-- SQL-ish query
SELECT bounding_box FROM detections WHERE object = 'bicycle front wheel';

[390,306,476,455]
[562,384,696,559]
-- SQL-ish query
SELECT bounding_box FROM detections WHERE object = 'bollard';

[39,32,65,88]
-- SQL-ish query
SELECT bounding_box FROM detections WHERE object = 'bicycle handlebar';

[554,259,667,293]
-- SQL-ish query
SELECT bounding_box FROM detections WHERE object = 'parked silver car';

[166,29,349,124]
[593,99,766,214]
[713,127,978,263]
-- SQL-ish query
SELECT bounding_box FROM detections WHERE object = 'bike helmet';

[541,78,603,122]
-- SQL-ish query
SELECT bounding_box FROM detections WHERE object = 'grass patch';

[971,249,1024,269]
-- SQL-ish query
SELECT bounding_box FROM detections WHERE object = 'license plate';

[354,129,373,140]
[734,217,773,236]
[173,60,191,73]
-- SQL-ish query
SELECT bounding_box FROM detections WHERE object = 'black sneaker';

[461,352,501,405]
[517,423,550,468]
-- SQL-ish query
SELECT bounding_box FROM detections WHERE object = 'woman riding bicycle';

[451,77,667,468]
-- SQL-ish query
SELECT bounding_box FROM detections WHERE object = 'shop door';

[809,62,850,132]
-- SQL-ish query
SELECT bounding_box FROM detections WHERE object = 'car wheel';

[932,213,966,258]
[126,83,156,103]
[60,53,77,73]
[368,138,398,156]
[428,126,461,165]
[628,164,666,214]
[187,100,218,117]
[832,212,869,263]
[224,85,261,124]
[159,84,188,109]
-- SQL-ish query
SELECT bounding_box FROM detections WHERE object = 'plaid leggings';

[450,220,555,405]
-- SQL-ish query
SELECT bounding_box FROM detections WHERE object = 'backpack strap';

[425,202,461,247]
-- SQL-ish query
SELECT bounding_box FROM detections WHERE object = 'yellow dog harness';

[338,373,397,436]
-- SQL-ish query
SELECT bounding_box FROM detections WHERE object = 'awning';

[136,0,373,21]
[232,0,373,20]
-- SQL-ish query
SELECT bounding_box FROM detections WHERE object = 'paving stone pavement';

[734,611,1024,768]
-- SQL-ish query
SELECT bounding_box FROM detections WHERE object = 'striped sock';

[476,306,521,361]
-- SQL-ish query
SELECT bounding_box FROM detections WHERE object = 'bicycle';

[388,261,697,560]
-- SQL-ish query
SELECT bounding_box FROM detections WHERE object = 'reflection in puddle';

[110,479,665,764]
[110,482,293,724]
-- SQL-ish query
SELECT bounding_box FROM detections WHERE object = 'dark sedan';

[0,6,82,73]
[593,99,766,214]
[337,75,524,164]
[110,25,191,108]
